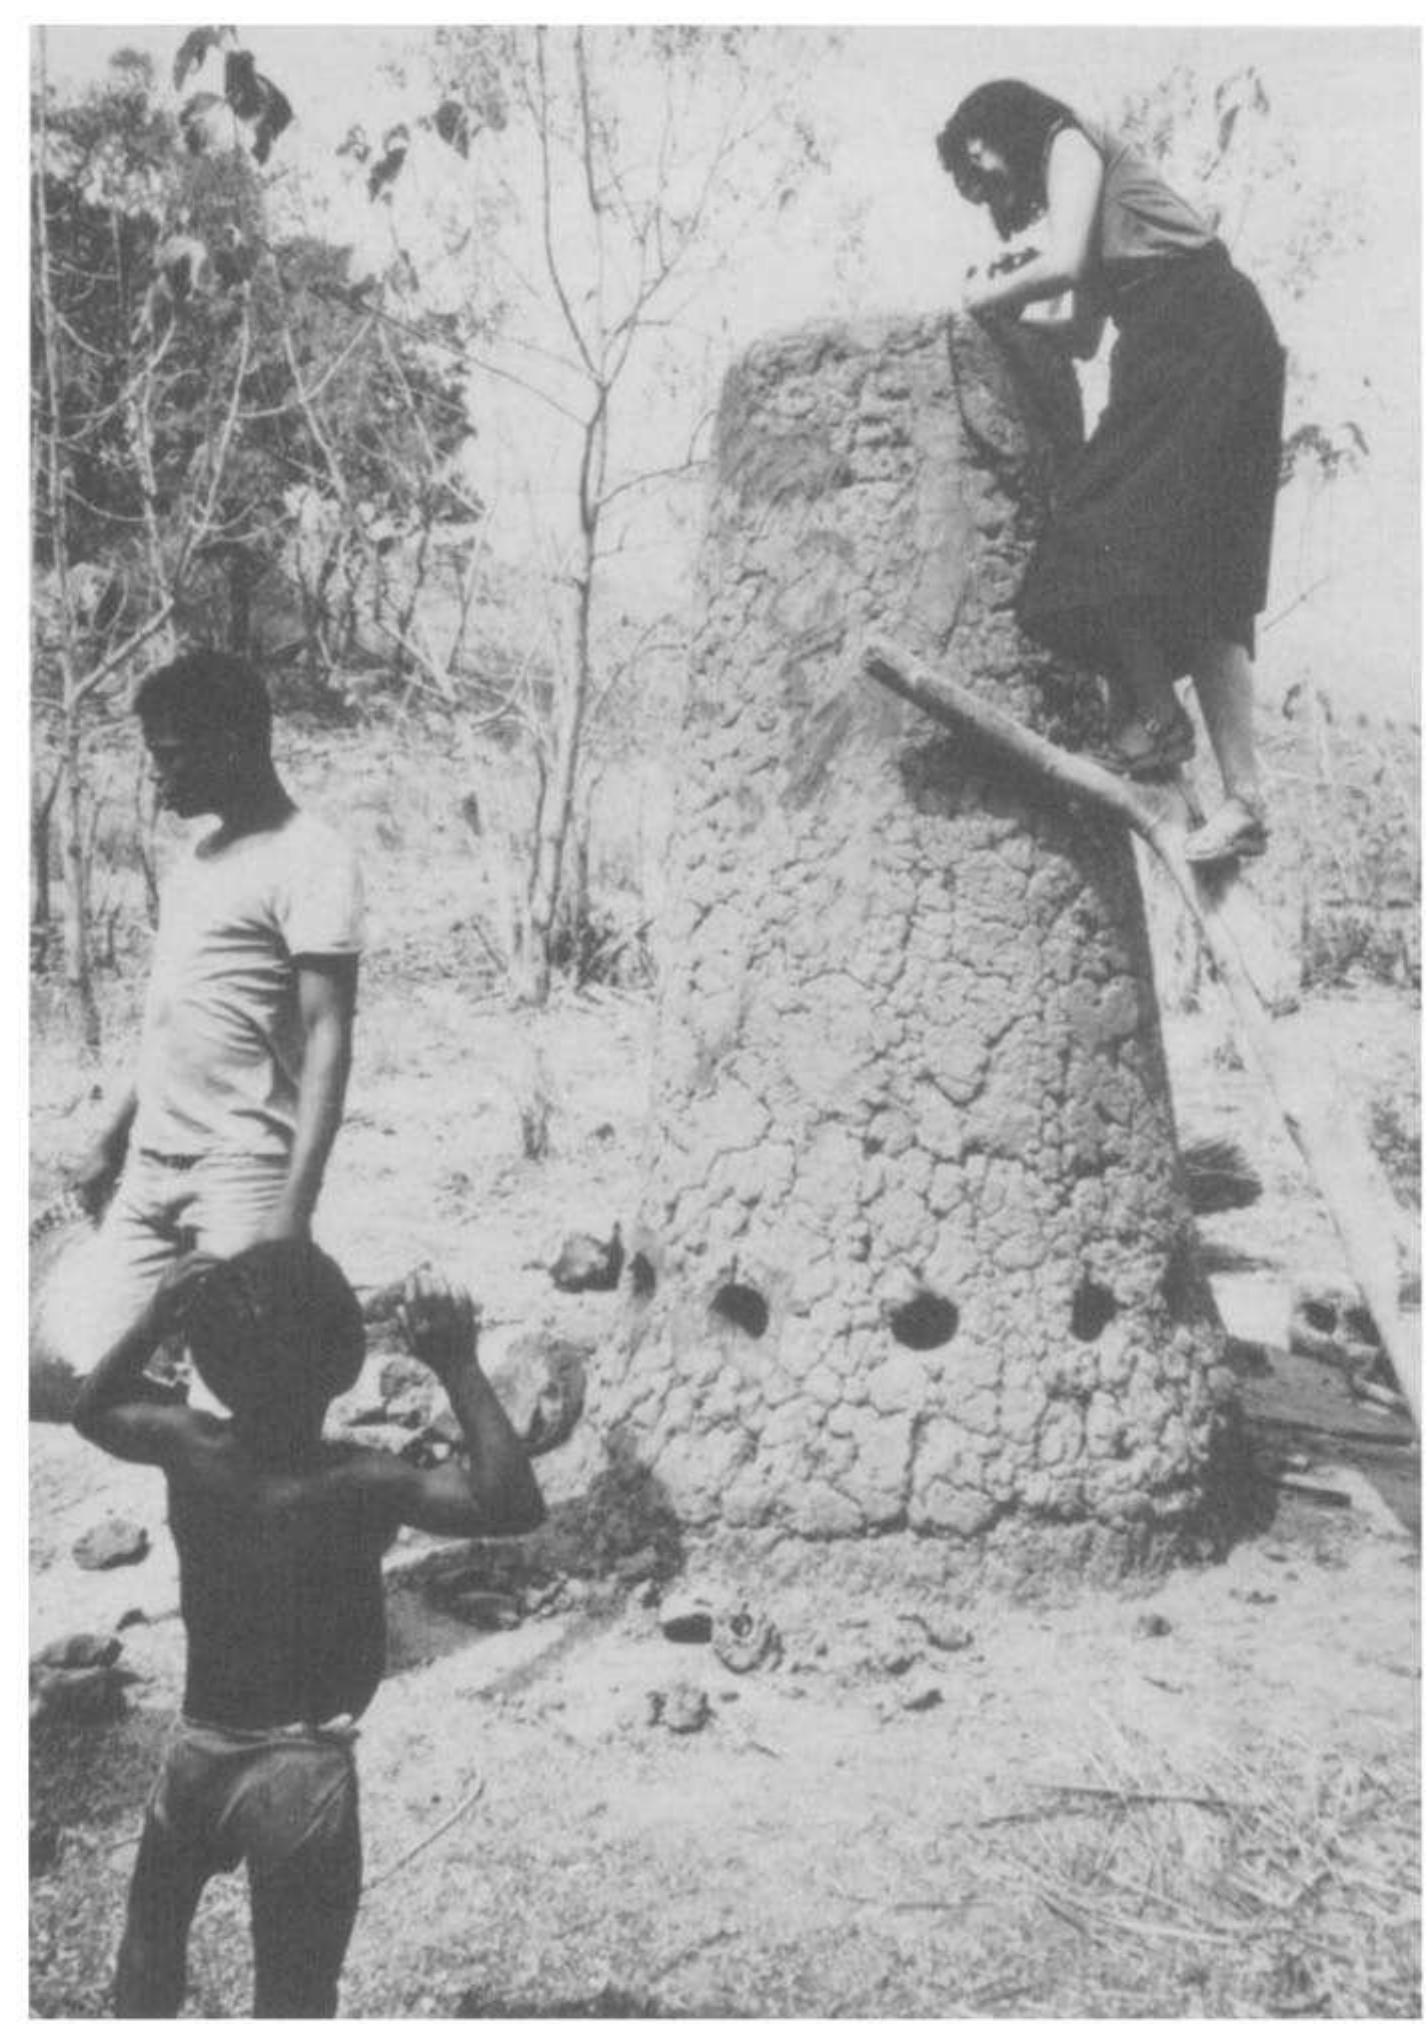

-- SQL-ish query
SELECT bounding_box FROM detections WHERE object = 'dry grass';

[973,1726,1420,2016]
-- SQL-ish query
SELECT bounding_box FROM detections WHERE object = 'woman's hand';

[961,271,1008,323]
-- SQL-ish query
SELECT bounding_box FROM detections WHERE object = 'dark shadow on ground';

[459,1988,704,2019]
[384,1446,686,1678]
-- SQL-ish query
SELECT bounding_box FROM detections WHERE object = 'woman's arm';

[964,127,1103,321]
[1020,289,1107,360]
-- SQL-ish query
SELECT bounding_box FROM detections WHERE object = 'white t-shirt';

[133,810,364,1158]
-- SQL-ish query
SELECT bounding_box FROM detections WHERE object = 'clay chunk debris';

[37,1632,122,1671]
[648,1682,711,1734]
[30,1663,126,1726]
[658,1591,715,1644]
[904,1609,975,1654]
[72,1519,149,1571]
[550,1224,624,1293]
[712,1607,781,1674]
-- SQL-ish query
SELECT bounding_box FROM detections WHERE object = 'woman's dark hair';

[936,79,1080,239]
[134,647,273,754]
[178,1240,365,1435]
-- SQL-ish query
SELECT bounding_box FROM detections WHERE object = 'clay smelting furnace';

[591,314,1230,1573]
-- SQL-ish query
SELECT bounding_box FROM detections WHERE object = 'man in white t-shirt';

[70,649,364,1374]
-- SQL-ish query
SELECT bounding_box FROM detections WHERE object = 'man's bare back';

[166,1421,398,1728]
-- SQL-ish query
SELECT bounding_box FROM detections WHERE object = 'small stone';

[430,1580,522,1632]
[877,1623,924,1676]
[72,1520,148,1571]
[907,1609,974,1654]
[1239,1590,1278,1607]
[613,1545,661,1586]
[38,1633,122,1671]
[650,1682,711,1734]
[550,1225,624,1293]
[1134,1612,1173,1639]
[899,1684,944,1714]
[116,1608,148,1632]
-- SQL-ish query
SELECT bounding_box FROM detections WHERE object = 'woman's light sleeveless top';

[1069,117,1216,273]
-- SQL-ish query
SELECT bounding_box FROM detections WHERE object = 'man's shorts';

[41,1148,289,1396]
[143,1717,361,1883]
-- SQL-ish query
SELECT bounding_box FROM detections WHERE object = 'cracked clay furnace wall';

[594,314,1229,1572]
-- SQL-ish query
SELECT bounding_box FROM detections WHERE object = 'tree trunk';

[31,771,60,931]
[33,59,100,1049]
[59,721,100,1050]
[519,561,596,1005]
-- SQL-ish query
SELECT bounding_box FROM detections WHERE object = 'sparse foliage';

[386,24,834,1001]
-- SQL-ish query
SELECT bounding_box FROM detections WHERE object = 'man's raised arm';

[375,1271,546,1539]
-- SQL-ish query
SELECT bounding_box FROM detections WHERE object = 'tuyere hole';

[887,1290,959,1350]
[709,1283,770,1339]
[1070,1278,1118,1343]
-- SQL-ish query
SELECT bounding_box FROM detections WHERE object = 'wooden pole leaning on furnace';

[863,633,1420,1431]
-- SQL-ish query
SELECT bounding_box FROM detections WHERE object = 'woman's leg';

[1182,634,1268,861]
[1095,605,1195,777]
[1110,608,1181,731]
[1189,635,1262,813]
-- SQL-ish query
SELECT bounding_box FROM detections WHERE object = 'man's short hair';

[178,1241,365,1424]
[134,648,273,754]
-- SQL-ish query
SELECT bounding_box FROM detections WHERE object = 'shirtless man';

[72,1241,545,2018]
[67,649,363,1388]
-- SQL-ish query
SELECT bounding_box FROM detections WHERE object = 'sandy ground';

[27,1422,1420,2018]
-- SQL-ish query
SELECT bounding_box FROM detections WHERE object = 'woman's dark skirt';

[1017,242,1286,676]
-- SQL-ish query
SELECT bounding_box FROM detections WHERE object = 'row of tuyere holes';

[633,1256,1121,1350]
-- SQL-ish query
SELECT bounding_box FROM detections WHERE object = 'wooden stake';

[862,635,1420,1429]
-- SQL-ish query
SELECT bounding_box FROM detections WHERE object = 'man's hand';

[150,1251,224,1336]
[961,280,1010,325]
[398,1268,479,1379]
[72,1087,137,1217]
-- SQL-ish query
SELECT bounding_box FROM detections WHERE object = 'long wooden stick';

[863,635,1419,1428]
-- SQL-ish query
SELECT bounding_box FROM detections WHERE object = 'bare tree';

[411,24,833,1002]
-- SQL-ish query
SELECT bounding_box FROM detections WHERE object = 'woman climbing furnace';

[937,79,1287,866]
